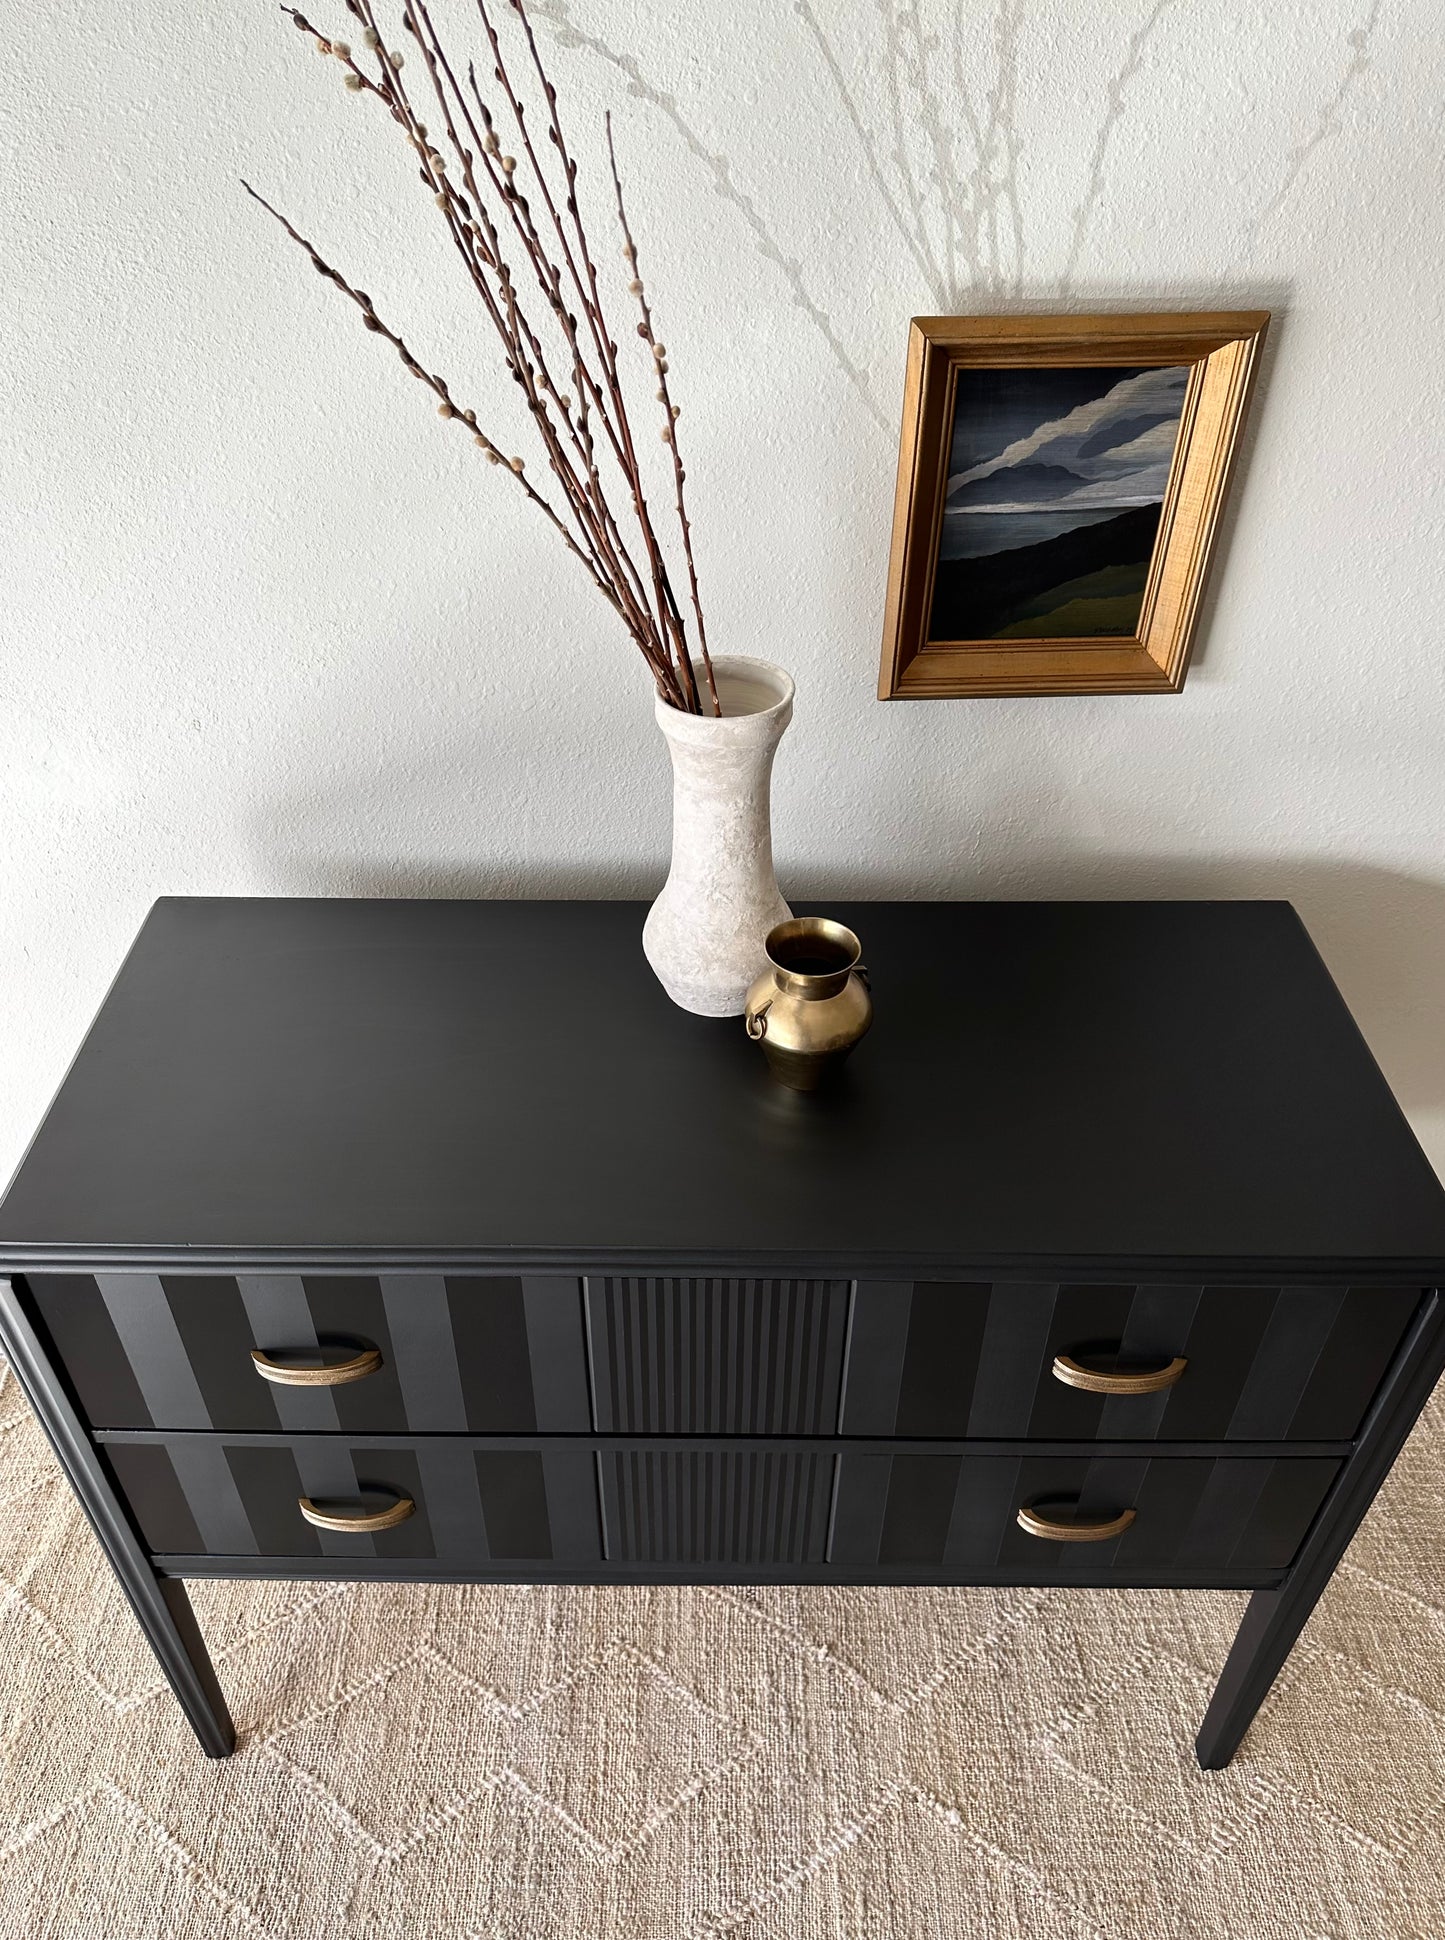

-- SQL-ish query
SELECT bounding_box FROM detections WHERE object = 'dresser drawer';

[831,1450,1342,1583]
[101,1433,603,1564]
[98,1430,1339,1586]
[842,1280,1421,1442]
[29,1273,591,1433]
[28,1272,1422,1448]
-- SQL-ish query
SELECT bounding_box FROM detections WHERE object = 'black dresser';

[2,897,1444,1768]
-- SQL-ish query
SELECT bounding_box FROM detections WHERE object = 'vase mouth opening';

[666,655,793,721]
[765,917,860,995]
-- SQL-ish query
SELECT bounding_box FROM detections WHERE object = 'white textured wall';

[3,0,1444,1181]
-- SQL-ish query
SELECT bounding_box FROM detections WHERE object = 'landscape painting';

[928,364,1189,641]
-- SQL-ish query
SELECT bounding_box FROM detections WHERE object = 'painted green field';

[993,561,1149,638]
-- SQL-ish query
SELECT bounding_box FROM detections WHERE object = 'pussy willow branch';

[387,0,664,666]
[239,180,617,602]
[286,0,676,694]
[250,0,717,712]
[493,0,700,713]
[606,114,718,718]
[398,0,672,676]
[322,0,679,697]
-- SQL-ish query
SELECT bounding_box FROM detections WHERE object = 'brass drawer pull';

[1052,1352,1187,1396]
[1017,1502,1137,1544]
[251,1344,383,1388]
[297,1492,415,1534]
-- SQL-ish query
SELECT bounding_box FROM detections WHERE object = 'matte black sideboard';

[2,897,1444,1767]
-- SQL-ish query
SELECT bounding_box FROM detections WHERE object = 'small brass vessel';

[744,917,872,1091]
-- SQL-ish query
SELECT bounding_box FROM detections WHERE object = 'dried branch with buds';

[245,0,719,713]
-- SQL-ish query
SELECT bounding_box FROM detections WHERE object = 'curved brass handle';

[1051,1352,1187,1396]
[1017,1501,1137,1544]
[251,1344,383,1388]
[297,1492,415,1534]
[745,1000,772,1041]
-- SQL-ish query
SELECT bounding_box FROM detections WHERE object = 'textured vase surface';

[643,655,794,1017]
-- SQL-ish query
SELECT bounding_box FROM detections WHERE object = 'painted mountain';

[928,364,1188,641]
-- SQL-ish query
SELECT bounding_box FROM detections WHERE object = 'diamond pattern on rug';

[0,1783,269,1940]
[1238,1637,1445,1860]
[259,1643,516,1860]
[500,1640,755,1860]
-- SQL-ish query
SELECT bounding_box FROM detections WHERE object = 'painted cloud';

[945,366,1189,516]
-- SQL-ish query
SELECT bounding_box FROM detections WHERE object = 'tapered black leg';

[0,1277,236,1757]
[132,1575,236,1758]
[1196,1585,1315,1769]
[1197,1288,1445,1768]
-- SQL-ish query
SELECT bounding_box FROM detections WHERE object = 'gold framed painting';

[877,311,1269,698]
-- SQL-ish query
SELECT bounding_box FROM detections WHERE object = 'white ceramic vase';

[643,655,794,1017]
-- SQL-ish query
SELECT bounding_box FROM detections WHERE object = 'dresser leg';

[0,1277,235,1756]
[1195,1585,1307,1769]
[1196,1288,1445,1769]
[137,1576,236,1758]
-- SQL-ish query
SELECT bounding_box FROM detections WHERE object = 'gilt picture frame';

[877,312,1269,698]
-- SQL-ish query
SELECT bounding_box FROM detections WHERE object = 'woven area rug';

[3,1363,1444,1938]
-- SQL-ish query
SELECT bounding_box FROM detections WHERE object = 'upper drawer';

[25,1270,1423,1443]
[27,1272,590,1433]
[841,1279,1422,1442]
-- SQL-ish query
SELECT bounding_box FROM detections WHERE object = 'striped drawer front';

[830,1451,1342,1582]
[101,1435,602,1563]
[585,1278,851,1433]
[29,1273,590,1433]
[599,1449,836,1564]
[841,1281,1422,1442]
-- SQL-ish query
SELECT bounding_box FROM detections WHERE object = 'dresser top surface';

[2,896,1443,1276]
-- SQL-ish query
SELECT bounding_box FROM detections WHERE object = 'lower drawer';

[833,1450,1341,1579]
[102,1436,603,1565]
[100,1434,1341,1586]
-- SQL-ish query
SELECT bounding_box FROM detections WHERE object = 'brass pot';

[744,918,872,1091]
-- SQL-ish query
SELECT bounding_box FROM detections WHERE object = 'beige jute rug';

[3,1362,1445,1939]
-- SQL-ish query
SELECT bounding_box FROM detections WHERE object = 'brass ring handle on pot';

[1051,1352,1187,1397]
[745,999,772,1041]
[251,1344,383,1388]
[1016,1502,1137,1544]
[297,1492,415,1534]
